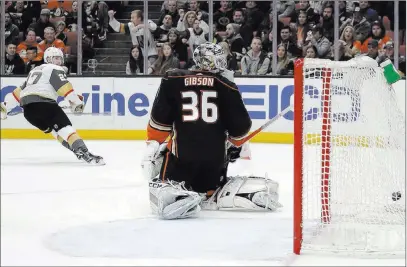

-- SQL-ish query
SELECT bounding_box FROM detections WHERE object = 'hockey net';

[293,57,405,256]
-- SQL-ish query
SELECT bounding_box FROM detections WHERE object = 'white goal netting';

[299,57,405,255]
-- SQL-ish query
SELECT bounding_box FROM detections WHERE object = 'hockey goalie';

[141,42,283,220]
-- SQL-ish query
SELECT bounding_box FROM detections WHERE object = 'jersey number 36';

[181,91,218,123]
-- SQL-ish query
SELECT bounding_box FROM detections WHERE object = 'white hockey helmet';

[192,42,227,71]
[44,47,64,66]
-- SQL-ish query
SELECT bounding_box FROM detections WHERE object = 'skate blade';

[92,158,106,166]
[78,157,106,166]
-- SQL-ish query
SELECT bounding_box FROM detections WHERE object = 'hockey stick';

[7,106,122,116]
[229,104,294,147]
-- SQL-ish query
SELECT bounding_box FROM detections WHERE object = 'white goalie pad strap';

[141,141,167,180]
[216,176,283,211]
[149,180,201,220]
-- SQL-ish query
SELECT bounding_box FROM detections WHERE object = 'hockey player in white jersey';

[142,43,282,220]
[0,47,104,165]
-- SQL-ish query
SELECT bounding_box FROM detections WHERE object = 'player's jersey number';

[26,72,42,85]
[181,91,218,123]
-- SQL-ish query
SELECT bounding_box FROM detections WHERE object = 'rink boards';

[0,77,405,144]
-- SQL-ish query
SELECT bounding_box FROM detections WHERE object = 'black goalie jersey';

[147,69,252,163]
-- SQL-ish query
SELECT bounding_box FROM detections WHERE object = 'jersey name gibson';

[184,76,214,87]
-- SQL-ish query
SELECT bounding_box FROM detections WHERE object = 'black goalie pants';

[159,151,226,193]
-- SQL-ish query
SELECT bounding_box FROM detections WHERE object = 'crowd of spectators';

[3,0,406,76]
[4,0,109,74]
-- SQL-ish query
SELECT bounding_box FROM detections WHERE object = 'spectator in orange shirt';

[38,26,66,60]
[361,21,391,53]
[17,28,43,63]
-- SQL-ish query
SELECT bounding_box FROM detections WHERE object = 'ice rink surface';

[1,140,405,266]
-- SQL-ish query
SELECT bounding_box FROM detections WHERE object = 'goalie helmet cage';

[293,57,406,256]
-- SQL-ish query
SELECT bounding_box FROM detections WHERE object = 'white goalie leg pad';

[216,176,283,211]
[149,179,202,220]
[141,141,167,180]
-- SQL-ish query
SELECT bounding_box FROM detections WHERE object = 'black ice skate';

[74,147,105,165]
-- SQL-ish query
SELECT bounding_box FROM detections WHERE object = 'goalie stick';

[7,106,123,116]
[229,104,294,147]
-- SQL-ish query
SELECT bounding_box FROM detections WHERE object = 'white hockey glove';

[69,94,85,113]
[0,102,8,120]
[149,179,202,220]
[141,141,168,180]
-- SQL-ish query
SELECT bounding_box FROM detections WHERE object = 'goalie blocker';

[142,43,283,220]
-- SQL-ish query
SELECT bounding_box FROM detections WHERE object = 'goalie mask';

[193,42,227,71]
[44,47,64,66]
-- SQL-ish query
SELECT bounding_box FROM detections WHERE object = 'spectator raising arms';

[126,45,144,75]
[17,28,42,63]
[108,9,158,64]
[4,42,25,75]
[241,37,270,75]
[177,10,209,34]
[148,43,180,75]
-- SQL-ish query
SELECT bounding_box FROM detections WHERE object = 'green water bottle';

[380,59,401,85]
